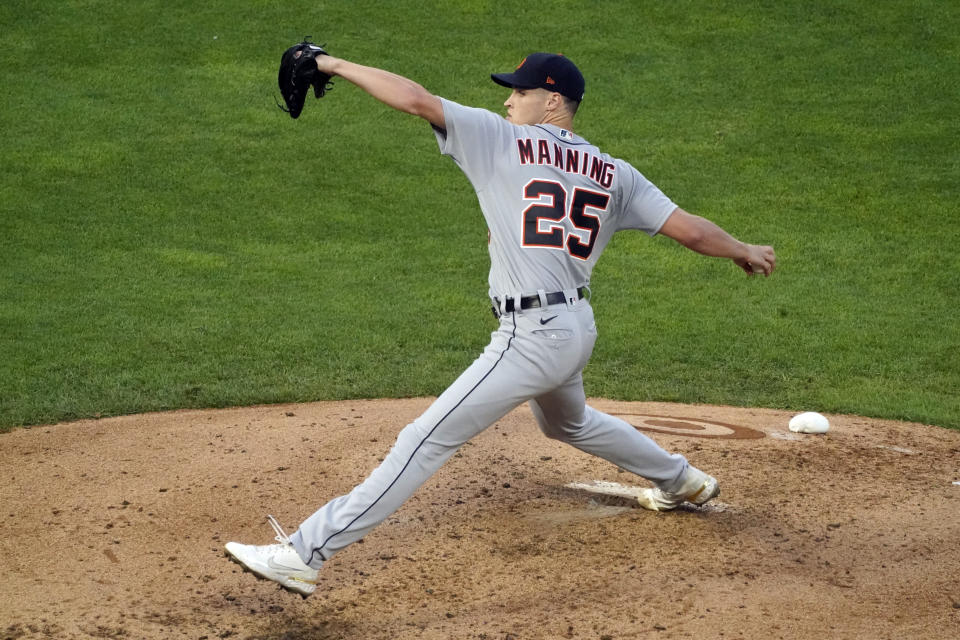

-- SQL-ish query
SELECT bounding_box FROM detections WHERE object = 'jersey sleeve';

[617,160,678,236]
[433,98,513,190]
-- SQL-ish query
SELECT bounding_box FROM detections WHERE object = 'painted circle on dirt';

[614,414,765,440]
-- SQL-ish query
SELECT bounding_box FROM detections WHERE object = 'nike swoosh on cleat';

[687,483,708,501]
[267,556,309,573]
[539,315,558,325]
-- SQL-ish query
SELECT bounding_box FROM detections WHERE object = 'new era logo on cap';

[491,53,585,102]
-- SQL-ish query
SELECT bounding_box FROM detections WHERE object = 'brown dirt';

[2,399,959,640]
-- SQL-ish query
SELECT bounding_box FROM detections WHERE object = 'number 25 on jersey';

[522,179,610,261]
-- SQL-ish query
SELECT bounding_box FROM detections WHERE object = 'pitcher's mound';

[2,398,958,639]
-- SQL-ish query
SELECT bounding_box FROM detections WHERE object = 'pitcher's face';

[503,88,553,125]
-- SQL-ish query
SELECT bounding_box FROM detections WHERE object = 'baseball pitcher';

[226,48,776,596]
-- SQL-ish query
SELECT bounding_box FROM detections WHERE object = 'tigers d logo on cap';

[491,53,585,102]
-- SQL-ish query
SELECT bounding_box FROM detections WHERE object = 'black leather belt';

[492,286,587,317]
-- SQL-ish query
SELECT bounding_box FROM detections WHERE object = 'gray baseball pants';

[290,296,688,568]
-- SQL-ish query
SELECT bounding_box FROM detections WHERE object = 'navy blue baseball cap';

[491,53,585,102]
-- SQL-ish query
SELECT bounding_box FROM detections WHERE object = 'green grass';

[1,0,958,430]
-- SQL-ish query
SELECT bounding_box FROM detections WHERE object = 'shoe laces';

[267,514,294,546]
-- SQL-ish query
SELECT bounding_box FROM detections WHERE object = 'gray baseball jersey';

[433,98,677,300]
[289,99,691,569]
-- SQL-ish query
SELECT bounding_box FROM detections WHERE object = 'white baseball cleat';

[225,515,320,596]
[636,466,719,512]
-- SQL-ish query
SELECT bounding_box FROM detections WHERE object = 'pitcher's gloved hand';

[277,40,332,119]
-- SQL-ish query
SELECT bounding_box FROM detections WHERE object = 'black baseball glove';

[277,40,332,119]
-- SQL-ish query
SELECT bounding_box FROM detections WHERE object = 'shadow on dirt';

[244,618,356,640]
